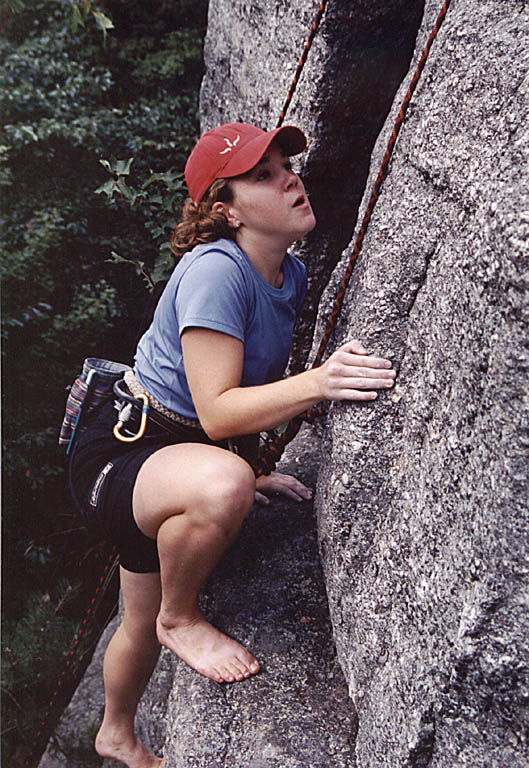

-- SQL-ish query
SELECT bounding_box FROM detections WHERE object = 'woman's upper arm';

[181,327,244,435]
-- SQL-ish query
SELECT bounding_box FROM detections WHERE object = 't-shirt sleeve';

[176,251,249,342]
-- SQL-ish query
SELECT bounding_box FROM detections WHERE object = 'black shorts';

[69,399,226,573]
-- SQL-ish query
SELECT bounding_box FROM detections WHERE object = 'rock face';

[155,429,356,768]
[41,1,529,766]
[316,0,529,765]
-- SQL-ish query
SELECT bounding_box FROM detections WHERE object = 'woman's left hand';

[254,472,313,505]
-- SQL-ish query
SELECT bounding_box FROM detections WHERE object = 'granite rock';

[158,427,356,768]
[316,1,529,765]
[39,427,357,768]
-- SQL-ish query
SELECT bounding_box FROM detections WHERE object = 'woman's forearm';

[202,368,323,440]
[183,329,396,441]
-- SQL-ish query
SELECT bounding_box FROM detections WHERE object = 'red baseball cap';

[185,122,307,204]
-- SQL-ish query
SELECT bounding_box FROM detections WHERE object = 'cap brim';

[220,125,307,180]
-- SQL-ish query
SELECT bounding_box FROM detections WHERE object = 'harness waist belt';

[115,373,260,466]
[117,380,204,438]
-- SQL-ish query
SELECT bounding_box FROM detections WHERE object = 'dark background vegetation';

[1,0,208,762]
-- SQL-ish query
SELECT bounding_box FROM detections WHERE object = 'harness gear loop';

[113,393,149,442]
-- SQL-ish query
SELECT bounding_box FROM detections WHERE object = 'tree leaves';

[91,9,114,39]
[0,0,25,13]
[2,4,206,757]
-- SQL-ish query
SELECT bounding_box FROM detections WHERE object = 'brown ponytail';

[171,179,235,261]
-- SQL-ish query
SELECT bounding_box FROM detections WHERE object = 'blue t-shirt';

[134,238,307,419]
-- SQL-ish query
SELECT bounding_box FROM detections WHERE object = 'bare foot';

[95,724,162,768]
[156,612,260,683]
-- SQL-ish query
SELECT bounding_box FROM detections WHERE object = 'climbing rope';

[311,0,452,369]
[23,546,118,767]
[276,0,329,127]
[254,0,453,477]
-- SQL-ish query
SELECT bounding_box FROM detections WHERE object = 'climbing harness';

[121,368,202,430]
[31,2,453,764]
[113,374,261,465]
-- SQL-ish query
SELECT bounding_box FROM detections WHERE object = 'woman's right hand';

[317,339,396,402]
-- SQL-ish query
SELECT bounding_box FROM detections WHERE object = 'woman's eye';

[257,170,270,181]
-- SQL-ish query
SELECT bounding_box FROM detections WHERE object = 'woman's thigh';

[132,443,256,539]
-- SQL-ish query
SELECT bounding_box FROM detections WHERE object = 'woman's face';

[226,142,316,248]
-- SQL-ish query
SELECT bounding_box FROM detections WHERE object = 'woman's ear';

[212,201,240,229]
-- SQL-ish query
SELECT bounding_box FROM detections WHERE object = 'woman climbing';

[69,122,396,768]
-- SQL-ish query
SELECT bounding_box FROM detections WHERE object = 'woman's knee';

[197,454,255,528]
[133,444,254,537]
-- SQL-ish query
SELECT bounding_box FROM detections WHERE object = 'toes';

[236,653,260,675]
[229,658,249,679]
[218,665,235,682]
[235,656,260,677]
[235,648,258,667]
[209,666,225,684]
[226,661,247,681]
[218,656,260,683]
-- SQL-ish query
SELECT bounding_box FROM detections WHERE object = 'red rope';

[23,546,118,768]
[254,0,453,477]
[312,0,451,369]
[276,1,329,128]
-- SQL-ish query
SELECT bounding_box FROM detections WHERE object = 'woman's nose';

[284,171,299,190]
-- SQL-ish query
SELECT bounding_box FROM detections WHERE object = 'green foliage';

[2,581,79,695]
[1,580,81,755]
[1,0,207,761]
[0,144,12,185]
[96,157,186,287]
[0,0,114,36]
[1,0,26,14]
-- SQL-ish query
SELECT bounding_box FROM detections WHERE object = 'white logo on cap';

[219,135,240,155]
